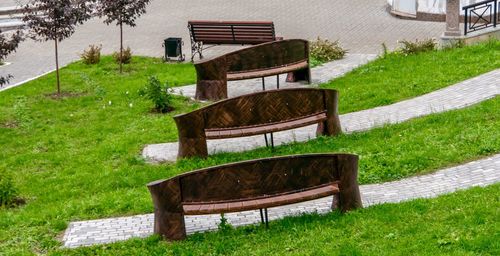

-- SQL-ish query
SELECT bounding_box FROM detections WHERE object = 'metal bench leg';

[270,133,274,149]
[264,133,269,148]
[264,208,269,228]
[262,77,266,91]
[277,75,280,89]
[260,209,265,224]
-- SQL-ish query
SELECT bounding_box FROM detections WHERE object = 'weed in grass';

[397,38,437,55]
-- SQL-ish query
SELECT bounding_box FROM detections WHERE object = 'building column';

[444,0,461,36]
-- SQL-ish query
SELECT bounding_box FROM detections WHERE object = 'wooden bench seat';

[174,89,341,159]
[194,39,311,101]
[183,183,339,215]
[147,154,363,241]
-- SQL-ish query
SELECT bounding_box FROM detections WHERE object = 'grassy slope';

[321,40,500,113]
[0,42,499,254]
[54,185,500,255]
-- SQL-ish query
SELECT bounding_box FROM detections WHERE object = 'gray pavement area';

[1,0,444,91]
[62,153,500,248]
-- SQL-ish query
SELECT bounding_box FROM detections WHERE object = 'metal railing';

[463,0,499,35]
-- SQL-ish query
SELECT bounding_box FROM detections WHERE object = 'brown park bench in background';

[188,20,282,62]
[174,88,341,160]
[147,153,363,240]
[194,39,311,101]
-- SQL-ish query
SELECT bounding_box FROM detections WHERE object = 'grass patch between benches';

[53,184,500,255]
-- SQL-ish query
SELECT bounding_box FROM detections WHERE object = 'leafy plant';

[139,76,173,113]
[310,37,347,64]
[113,46,132,65]
[80,44,102,64]
[218,214,233,233]
[0,170,20,207]
[398,38,437,55]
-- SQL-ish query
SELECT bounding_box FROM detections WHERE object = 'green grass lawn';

[321,39,500,113]
[0,41,499,255]
[52,184,500,256]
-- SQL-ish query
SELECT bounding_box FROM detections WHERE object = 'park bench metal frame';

[174,88,341,160]
[147,153,363,240]
[188,20,281,61]
[194,39,311,101]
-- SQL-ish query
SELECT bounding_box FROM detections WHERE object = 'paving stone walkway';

[62,153,500,248]
[171,53,378,99]
[143,69,500,163]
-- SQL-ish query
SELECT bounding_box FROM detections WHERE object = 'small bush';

[0,170,19,207]
[139,76,173,113]
[80,44,102,64]
[310,37,347,63]
[113,47,132,64]
[398,39,437,55]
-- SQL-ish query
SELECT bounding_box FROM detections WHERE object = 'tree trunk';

[55,39,61,96]
[120,22,123,74]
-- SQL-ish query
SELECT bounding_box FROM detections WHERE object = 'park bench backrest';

[190,88,328,130]
[224,39,309,73]
[179,154,340,203]
[188,20,276,45]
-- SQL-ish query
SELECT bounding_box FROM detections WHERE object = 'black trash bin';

[163,37,185,62]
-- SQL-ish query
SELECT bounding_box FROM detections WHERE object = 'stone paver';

[143,69,500,163]
[171,53,378,99]
[62,154,500,248]
[1,0,444,91]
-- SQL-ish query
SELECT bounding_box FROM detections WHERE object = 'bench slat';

[189,20,276,46]
[226,60,308,81]
[205,111,326,139]
[182,184,339,215]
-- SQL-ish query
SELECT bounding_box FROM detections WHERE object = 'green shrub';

[310,37,347,63]
[113,47,132,64]
[80,44,102,65]
[139,76,173,113]
[398,39,437,55]
[0,170,19,207]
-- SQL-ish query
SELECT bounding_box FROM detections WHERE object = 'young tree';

[96,0,151,73]
[0,30,23,87]
[23,0,92,96]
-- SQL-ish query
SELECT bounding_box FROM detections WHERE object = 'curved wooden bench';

[174,88,342,159]
[194,39,311,101]
[147,153,363,240]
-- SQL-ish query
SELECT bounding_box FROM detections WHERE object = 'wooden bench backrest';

[175,88,331,131]
[188,20,276,45]
[177,154,354,203]
[225,39,308,73]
